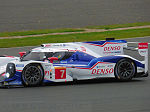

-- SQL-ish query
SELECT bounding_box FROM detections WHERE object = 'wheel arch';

[115,57,137,76]
[114,57,137,80]
[23,62,44,71]
[21,62,45,86]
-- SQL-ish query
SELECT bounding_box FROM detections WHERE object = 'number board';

[55,67,66,79]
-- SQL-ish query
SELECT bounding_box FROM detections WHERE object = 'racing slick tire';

[115,58,136,81]
[22,64,44,87]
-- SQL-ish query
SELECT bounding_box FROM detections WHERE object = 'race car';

[0,39,148,87]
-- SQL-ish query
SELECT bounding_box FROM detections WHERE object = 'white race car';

[0,39,148,87]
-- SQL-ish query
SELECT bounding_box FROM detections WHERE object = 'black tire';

[115,58,136,81]
[22,64,44,87]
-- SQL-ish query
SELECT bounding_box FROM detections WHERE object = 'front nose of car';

[6,63,16,78]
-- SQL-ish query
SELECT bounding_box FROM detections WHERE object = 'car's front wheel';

[22,64,44,87]
[115,58,136,81]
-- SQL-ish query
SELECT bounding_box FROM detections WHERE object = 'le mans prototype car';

[0,39,148,87]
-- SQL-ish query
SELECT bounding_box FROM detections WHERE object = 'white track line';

[127,42,150,44]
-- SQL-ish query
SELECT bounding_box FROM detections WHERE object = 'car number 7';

[60,70,65,78]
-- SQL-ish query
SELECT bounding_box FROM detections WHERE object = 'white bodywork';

[0,40,148,84]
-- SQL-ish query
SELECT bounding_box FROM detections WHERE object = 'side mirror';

[19,52,26,58]
[48,57,58,63]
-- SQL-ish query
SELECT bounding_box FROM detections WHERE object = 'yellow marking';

[38,66,41,69]
[4,82,6,85]
[55,67,66,69]
[26,82,28,85]
[4,81,8,85]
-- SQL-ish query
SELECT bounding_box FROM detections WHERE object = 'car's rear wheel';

[22,64,44,87]
[115,58,136,81]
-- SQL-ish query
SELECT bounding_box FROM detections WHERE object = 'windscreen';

[21,52,54,61]
[21,52,73,61]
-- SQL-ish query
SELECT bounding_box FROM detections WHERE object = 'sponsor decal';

[45,44,51,47]
[103,45,122,54]
[45,69,53,79]
[138,43,148,56]
[92,68,114,75]
[60,61,67,63]
[45,71,50,76]
[55,67,66,79]
[104,46,121,51]
[107,65,113,67]
[139,51,147,54]
[96,66,105,68]
[43,64,51,70]
[16,64,24,67]
[52,44,66,47]
[138,43,148,49]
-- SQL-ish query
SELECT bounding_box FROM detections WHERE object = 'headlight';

[6,63,16,78]
[5,73,10,78]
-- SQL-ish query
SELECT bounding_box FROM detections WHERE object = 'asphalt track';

[0,0,150,32]
[0,37,150,112]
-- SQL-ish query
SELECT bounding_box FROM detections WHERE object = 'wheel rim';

[117,61,134,78]
[24,66,41,85]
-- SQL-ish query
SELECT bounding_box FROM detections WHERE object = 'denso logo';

[92,68,114,75]
[104,46,121,51]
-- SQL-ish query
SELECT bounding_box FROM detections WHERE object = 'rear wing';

[124,42,148,73]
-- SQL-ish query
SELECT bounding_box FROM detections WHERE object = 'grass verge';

[0,22,150,37]
[0,28,84,37]
[86,22,150,29]
[0,28,150,48]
